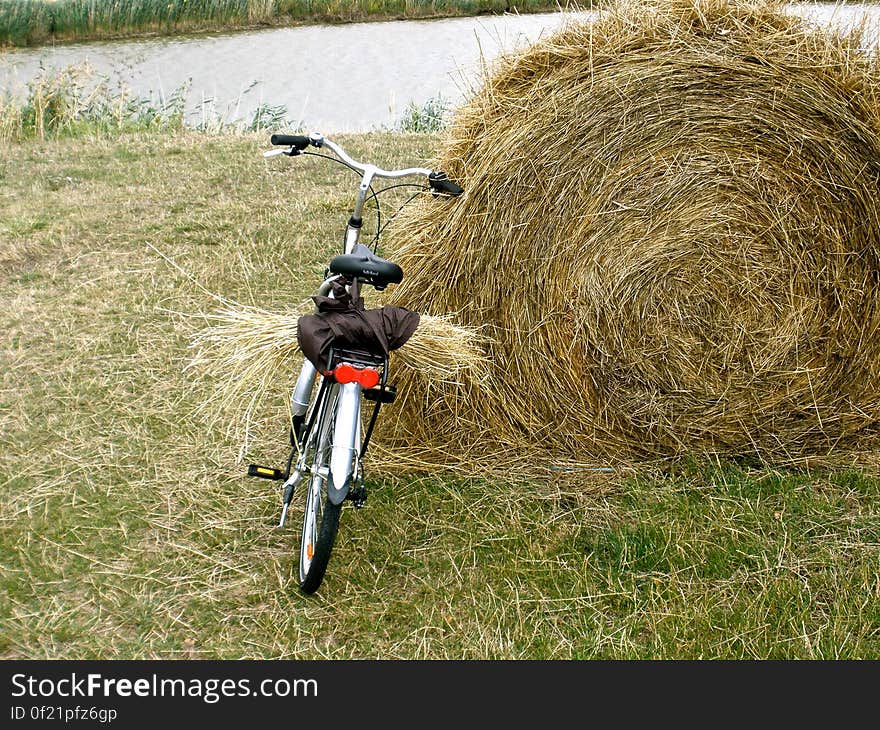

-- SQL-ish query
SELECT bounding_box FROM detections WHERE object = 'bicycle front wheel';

[298,382,343,594]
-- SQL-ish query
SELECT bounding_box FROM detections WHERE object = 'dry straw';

[189,0,880,475]
[375,0,880,470]
[187,302,491,458]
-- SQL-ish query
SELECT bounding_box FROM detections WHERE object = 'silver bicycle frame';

[279,134,432,514]
[289,276,337,421]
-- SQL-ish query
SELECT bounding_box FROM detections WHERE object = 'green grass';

[1,125,879,659]
[0,63,190,142]
[395,93,451,133]
[0,0,569,47]
[0,62,449,142]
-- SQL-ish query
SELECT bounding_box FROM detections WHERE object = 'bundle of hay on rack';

[186,303,490,457]
[375,0,880,467]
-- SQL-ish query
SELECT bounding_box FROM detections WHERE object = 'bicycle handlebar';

[427,171,464,197]
[269,134,311,150]
[267,131,464,195]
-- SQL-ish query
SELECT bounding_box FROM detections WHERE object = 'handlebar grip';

[270,134,311,150]
[428,171,464,197]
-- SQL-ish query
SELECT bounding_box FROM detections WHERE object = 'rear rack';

[328,346,387,373]
[325,346,393,460]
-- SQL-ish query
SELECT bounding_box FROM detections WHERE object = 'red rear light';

[358,368,380,388]
[331,363,380,388]
[334,363,357,384]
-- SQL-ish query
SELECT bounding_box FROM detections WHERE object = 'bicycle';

[247,131,463,594]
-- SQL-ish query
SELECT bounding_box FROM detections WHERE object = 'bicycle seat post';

[349,275,361,302]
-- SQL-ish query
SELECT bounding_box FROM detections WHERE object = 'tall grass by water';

[0,61,445,141]
[0,63,184,141]
[0,61,307,140]
[0,0,565,47]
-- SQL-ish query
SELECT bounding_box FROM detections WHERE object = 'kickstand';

[278,480,295,528]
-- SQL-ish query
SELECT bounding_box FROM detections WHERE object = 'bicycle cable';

[370,186,430,251]
[301,152,433,254]
[368,183,429,251]
[302,151,383,250]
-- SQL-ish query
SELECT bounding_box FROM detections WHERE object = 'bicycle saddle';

[328,243,403,288]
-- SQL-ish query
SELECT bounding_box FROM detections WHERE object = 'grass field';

[0,0,565,48]
[1,125,879,659]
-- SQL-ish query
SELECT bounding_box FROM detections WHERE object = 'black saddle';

[329,244,403,289]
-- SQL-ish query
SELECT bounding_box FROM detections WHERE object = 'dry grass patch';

[1,129,878,659]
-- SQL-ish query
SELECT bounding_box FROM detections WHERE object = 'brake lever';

[262,147,299,158]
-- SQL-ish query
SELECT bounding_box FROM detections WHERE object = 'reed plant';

[395,93,452,133]
[0,0,51,45]
[0,0,567,47]
[0,61,300,141]
[0,58,456,141]
[0,63,187,141]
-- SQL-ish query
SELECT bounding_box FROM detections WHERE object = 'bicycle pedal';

[348,485,368,508]
[363,384,397,404]
[247,464,284,481]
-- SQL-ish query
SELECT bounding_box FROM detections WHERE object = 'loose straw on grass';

[186,304,301,454]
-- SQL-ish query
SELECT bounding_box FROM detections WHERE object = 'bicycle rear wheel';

[298,381,343,594]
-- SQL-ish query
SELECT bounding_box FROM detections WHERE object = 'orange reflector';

[332,363,380,388]
[334,363,357,383]
[307,543,314,560]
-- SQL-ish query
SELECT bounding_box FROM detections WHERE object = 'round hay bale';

[380,0,880,468]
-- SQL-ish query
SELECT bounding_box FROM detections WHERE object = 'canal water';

[0,4,878,132]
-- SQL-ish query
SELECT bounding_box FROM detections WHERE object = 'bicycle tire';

[298,382,344,594]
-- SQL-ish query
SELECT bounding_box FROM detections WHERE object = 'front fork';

[276,360,315,526]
